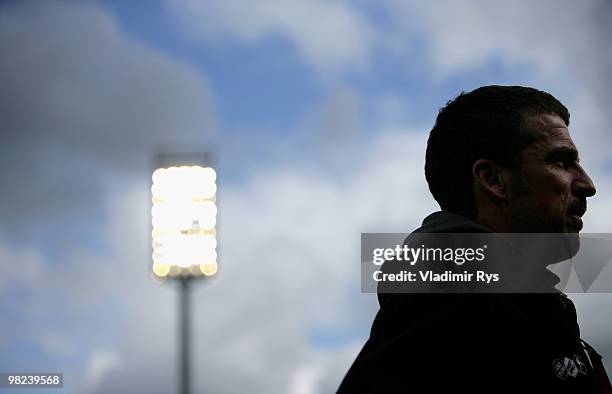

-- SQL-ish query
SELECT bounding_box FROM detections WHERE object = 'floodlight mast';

[150,153,217,394]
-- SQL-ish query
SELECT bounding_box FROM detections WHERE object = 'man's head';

[425,85,596,233]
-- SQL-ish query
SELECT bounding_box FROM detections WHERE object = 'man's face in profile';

[508,113,596,234]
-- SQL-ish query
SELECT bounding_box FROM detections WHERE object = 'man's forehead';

[522,113,576,148]
[523,114,578,157]
[523,113,568,132]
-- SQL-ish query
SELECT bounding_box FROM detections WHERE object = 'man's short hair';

[425,85,570,218]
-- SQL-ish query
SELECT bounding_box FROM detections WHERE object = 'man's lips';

[568,203,587,217]
[566,201,586,231]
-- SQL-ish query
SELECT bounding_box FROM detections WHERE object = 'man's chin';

[565,215,583,233]
[562,218,582,258]
[561,232,581,259]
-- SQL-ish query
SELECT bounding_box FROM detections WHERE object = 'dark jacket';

[338,211,611,393]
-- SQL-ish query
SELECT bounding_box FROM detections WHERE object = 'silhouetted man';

[338,86,611,393]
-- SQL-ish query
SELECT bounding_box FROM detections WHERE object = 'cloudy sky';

[1,0,611,393]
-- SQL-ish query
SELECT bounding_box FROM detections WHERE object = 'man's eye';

[554,160,576,169]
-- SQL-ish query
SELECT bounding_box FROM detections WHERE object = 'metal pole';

[179,277,191,394]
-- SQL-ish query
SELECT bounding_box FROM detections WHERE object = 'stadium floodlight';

[151,165,218,279]
[150,152,217,394]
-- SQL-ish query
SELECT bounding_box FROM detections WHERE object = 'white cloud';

[290,365,322,394]
[0,241,46,291]
[385,0,612,162]
[290,343,364,394]
[163,0,377,73]
[0,0,215,231]
[81,350,122,394]
[387,0,607,79]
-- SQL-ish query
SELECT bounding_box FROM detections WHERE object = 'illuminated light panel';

[200,262,218,276]
[152,262,171,277]
[151,165,218,278]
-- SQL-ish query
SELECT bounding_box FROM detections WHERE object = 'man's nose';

[574,165,597,198]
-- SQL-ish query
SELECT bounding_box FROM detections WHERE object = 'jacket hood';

[413,211,492,234]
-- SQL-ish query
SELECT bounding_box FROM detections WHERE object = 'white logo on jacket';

[553,354,588,380]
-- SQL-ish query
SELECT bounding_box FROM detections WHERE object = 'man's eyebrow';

[547,146,580,161]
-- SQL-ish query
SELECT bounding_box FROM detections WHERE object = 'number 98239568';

[1,373,63,388]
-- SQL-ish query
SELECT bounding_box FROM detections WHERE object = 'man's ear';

[472,159,509,201]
